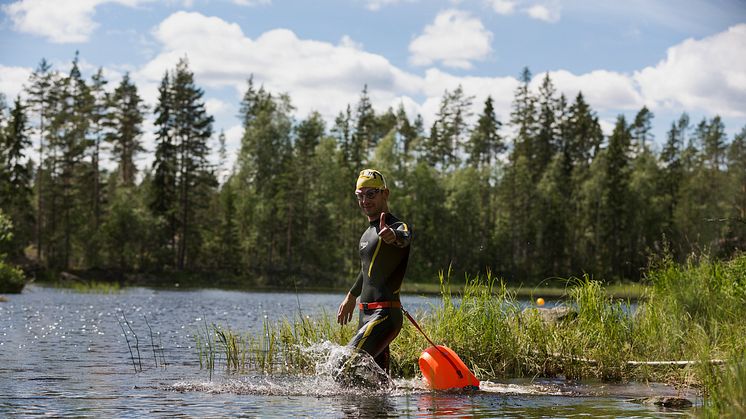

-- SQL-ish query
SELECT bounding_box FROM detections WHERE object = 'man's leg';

[373,345,390,374]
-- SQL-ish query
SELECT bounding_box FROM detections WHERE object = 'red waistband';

[360,301,401,310]
[359,301,402,310]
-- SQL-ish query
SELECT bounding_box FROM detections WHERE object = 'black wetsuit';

[347,213,411,373]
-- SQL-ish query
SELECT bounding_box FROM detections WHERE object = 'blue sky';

[1,0,745,168]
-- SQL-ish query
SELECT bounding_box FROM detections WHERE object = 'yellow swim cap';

[355,169,387,191]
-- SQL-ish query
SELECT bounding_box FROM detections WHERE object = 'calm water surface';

[1,285,695,418]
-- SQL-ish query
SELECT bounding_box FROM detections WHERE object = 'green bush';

[0,210,25,293]
[0,259,25,293]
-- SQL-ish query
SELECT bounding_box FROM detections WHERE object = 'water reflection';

[415,391,481,418]
[0,285,687,418]
[339,394,398,418]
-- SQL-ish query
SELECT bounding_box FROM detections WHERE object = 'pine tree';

[631,106,654,154]
[25,58,58,262]
[353,85,376,163]
[332,105,353,166]
[696,116,727,171]
[0,96,33,260]
[466,96,504,168]
[43,52,93,269]
[236,81,293,277]
[563,92,602,170]
[659,114,688,252]
[423,85,473,170]
[394,103,419,165]
[510,67,538,167]
[170,58,215,270]
[151,71,178,267]
[600,115,632,279]
[534,72,559,177]
[88,68,108,233]
[108,73,145,186]
[723,126,746,253]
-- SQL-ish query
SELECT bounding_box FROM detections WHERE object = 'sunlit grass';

[64,280,122,294]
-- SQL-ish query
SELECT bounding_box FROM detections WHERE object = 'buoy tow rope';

[402,308,464,379]
[532,350,725,366]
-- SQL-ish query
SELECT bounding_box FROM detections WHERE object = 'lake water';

[1,285,696,418]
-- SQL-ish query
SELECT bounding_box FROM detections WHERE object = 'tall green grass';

[193,253,746,401]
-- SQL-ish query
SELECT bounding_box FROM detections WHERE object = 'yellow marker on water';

[536,297,545,306]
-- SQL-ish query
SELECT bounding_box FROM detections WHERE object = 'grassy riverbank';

[194,252,746,410]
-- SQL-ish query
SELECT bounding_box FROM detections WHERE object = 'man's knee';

[373,346,390,374]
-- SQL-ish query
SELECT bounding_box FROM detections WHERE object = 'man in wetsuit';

[336,169,411,375]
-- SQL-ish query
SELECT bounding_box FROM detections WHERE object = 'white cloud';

[363,0,414,11]
[2,0,147,43]
[419,68,518,127]
[205,98,232,117]
[339,35,363,50]
[136,11,423,120]
[635,23,746,118]
[125,13,744,155]
[0,65,33,101]
[540,69,644,111]
[526,4,559,22]
[487,0,516,14]
[409,9,493,69]
[232,0,271,6]
[598,118,616,136]
[486,0,561,22]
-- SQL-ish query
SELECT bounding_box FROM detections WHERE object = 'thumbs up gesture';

[378,212,396,244]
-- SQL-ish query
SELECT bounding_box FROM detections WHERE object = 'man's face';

[356,187,388,217]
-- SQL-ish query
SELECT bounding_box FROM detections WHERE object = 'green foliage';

[701,350,746,418]
[0,259,25,293]
[3,54,746,287]
[0,210,25,293]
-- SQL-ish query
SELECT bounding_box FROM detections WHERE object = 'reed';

[700,350,746,418]
[64,280,121,294]
[192,253,746,400]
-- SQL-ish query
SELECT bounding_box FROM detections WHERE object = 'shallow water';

[1,285,695,418]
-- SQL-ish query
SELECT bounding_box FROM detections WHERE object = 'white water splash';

[167,341,407,397]
[478,380,569,396]
[165,341,579,398]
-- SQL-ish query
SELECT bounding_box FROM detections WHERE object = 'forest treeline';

[1,53,745,287]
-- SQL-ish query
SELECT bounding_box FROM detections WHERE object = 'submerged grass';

[193,253,746,404]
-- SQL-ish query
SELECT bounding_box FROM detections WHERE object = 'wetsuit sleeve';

[391,222,411,248]
[349,270,363,297]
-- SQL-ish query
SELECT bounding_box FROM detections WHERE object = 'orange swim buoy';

[419,345,480,390]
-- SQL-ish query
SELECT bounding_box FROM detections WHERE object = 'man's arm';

[391,221,411,248]
[337,270,362,325]
[378,213,411,248]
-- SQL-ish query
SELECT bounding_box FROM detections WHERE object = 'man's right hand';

[337,292,357,325]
